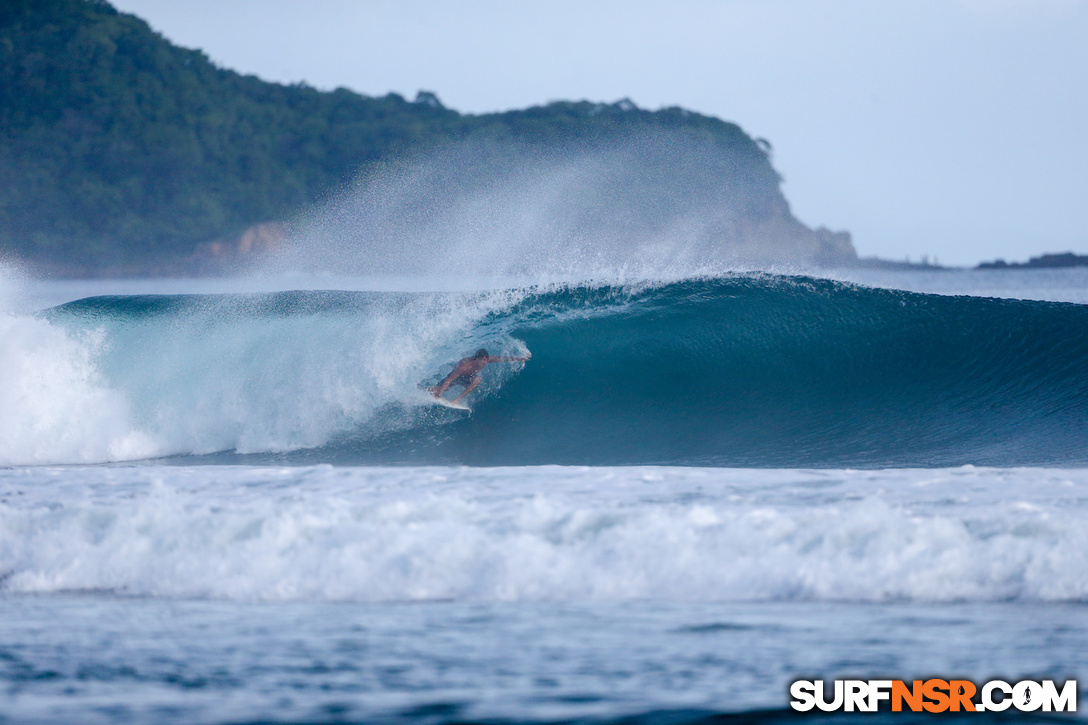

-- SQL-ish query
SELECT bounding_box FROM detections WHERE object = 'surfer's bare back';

[432,348,530,404]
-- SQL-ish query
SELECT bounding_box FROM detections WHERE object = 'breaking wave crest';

[5,275,1088,467]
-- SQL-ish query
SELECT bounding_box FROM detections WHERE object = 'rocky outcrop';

[978,252,1088,269]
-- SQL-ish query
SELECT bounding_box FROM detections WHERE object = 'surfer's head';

[474,348,489,359]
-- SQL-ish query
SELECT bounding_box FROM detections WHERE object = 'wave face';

[10,275,1088,466]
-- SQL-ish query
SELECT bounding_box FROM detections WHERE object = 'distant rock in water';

[977,252,1088,270]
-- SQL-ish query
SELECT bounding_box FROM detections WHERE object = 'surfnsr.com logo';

[790,679,1077,713]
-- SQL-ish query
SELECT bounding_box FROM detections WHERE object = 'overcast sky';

[109,0,1088,266]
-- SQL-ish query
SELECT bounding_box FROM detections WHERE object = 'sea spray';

[262,134,839,281]
[8,288,530,465]
[0,267,157,465]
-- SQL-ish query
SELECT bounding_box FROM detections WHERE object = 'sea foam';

[2,283,530,465]
[2,465,1085,604]
[0,299,157,465]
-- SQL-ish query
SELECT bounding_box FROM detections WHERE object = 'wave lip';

[8,274,1088,467]
[351,276,1088,467]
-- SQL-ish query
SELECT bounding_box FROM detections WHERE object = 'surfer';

[432,348,530,404]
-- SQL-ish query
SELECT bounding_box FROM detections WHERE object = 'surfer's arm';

[432,369,458,397]
[432,359,472,397]
[488,355,531,363]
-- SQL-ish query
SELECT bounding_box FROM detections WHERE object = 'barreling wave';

[8,274,1088,467]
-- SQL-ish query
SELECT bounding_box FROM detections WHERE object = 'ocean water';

[2,267,1087,723]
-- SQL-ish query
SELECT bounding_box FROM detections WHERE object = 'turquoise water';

[2,269,1087,723]
[22,273,1088,468]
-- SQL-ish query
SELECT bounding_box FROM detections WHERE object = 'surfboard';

[432,397,471,412]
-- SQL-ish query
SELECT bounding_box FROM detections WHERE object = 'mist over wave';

[4,274,1087,467]
[262,134,845,281]
[2,286,529,465]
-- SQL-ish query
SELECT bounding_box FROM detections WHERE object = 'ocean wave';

[5,275,1088,466]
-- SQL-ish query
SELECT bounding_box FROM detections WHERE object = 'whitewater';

[3,267,1088,724]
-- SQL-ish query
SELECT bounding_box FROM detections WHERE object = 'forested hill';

[0,0,852,276]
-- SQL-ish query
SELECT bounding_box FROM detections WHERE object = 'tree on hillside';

[0,0,816,275]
